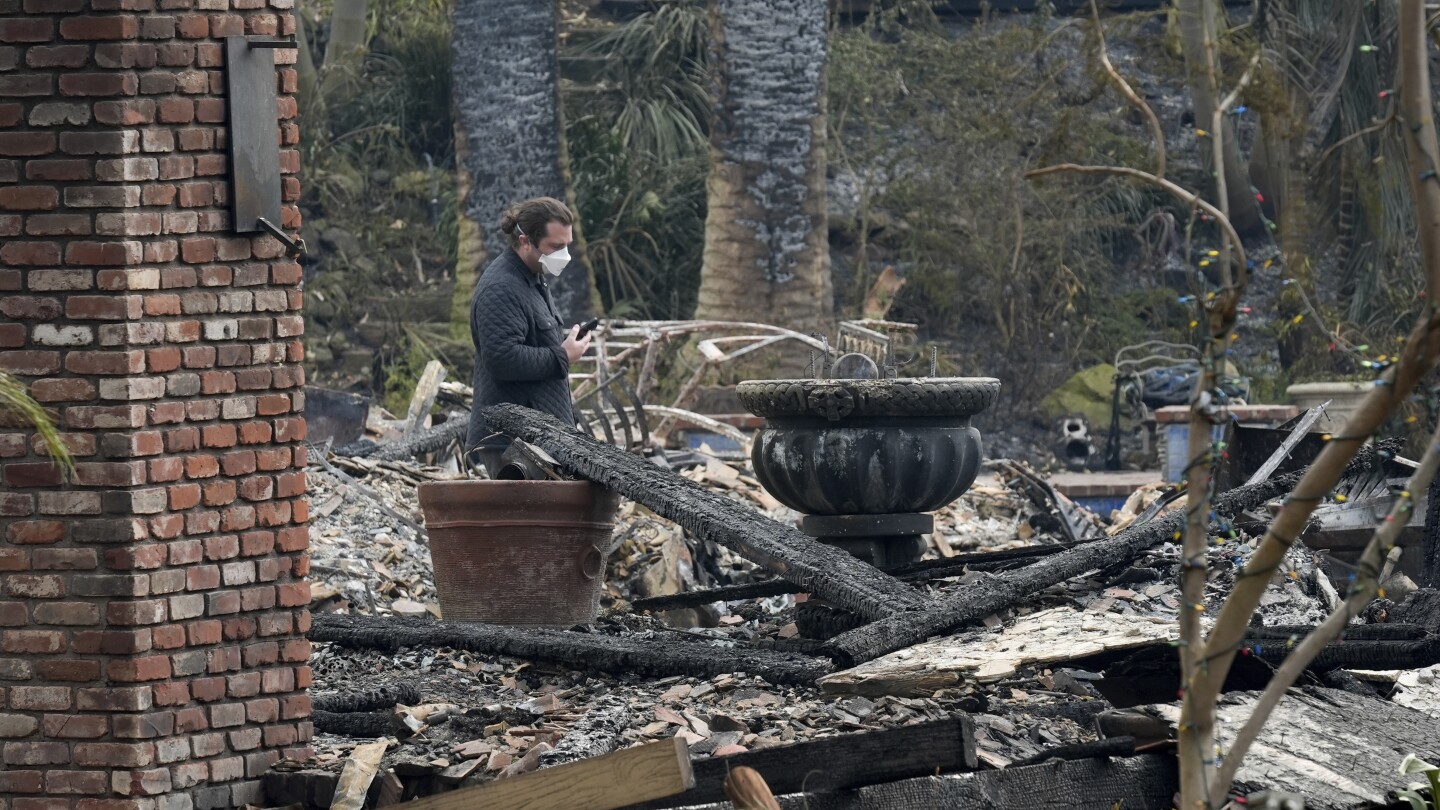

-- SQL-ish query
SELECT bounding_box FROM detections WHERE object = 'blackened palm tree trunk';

[695,0,834,333]
[451,0,597,327]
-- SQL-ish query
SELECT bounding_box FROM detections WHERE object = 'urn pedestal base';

[798,512,931,569]
[794,512,928,640]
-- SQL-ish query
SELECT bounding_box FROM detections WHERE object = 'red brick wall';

[0,2,310,808]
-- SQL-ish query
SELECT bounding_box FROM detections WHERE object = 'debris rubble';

[280,390,1440,809]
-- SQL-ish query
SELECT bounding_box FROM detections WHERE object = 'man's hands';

[562,323,593,363]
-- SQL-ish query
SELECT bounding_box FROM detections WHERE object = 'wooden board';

[400,738,694,810]
[651,753,1178,810]
[625,715,977,809]
[1143,687,1440,809]
[330,741,387,810]
[820,606,1197,697]
[403,360,447,437]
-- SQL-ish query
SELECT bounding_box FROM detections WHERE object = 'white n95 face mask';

[539,245,571,277]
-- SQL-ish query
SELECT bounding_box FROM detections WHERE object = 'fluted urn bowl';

[736,377,1001,516]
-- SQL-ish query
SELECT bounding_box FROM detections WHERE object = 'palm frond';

[579,1,712,161]
[0,372,73,476]
[1261,0,1364,153]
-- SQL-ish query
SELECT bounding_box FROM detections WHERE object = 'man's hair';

[500,197,574,249]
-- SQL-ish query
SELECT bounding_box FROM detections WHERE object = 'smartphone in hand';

[576,317,601,339]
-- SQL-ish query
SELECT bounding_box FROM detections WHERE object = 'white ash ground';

[297,452,1352,791]
[301,640,1101,780]
[299,458,1107,781]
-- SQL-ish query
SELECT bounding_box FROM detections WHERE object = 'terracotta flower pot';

[417,480,620,627]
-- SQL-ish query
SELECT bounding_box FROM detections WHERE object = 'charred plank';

[623,715,978,810]
[369,417,467,462]
[309,613,830,686]
[630,543,1080,613]
[1011,736,1137,767]
[650,753,1177,810]
[1245,623,1429,641]
[313,710,393,738]
[824,444,1399,668]
[312,683,423,714]
[1094,625,1436,707]
[482,404,927,620]
[1246,634,1440,672]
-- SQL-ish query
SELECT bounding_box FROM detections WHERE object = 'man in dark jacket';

[466,197,591,473]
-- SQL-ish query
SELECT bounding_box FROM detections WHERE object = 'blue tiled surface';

[1164,422,1226,483]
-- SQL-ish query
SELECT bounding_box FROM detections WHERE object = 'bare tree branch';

[1023,165,1245,272]
[1217,51,1261,117]
[1190,4,1440,804]
[1208,428,1440,796]
[1090,0,1166,178]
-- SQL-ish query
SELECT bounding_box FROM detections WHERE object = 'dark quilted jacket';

[466,249,575,451]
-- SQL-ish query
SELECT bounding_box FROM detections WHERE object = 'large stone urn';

[737,377,1001,567]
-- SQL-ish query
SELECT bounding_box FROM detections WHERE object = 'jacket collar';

[504,247,562,321]
[504,248,545,289]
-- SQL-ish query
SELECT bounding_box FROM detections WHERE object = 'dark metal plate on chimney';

[225,35,282,234]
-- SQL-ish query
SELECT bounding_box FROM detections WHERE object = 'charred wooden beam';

[1424,473,1440,587]
[1011,736,1137,767]
[1245,623,1429,641]
[1092,624,1438,708]
[631,544,1080,613]
[824,444,1399,668]
[623,715,977,810]
[633,580,799,612]
[372,417,467,462]
[482,404,927,620]
[309,613,831,686]
[313,683,423,714]
[313,710,393,738]
[1245,634,1440,672]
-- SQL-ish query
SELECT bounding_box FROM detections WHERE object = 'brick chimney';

[0,2,311,808]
